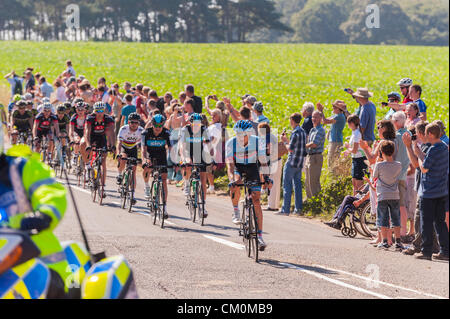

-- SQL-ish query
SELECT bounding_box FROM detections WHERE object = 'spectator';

[65,77,77,101]
[392,111,411,242]
[38,77,53,99]
[433,120,449,146]
[23,69,36,95]
[54,79,66,103]
[149,90,165,114]
[405,102,421,128]
[66,60,76,77]
[353,88,376,146]
[4,70,24,98]
[301,102,314,136]
[384,92,402,120]
[224,98,258,135]
[373,140,404,251]
[206,109,224,194]
[305,111,326,199]
[252,102,270,124]
[178,92,187,105]
[97,77,108,91]
[109,84,123,135]
[120,94,136,126]
[123,82,132,94]
[205,95,230,128]
[344,115,367,195]
[185,84,202,113]
[409,84,427,121]
[397,78,414,104]
[279,113,307,216]
[402,121,440,256]
[404,125,417,242]
[317,100,347,174]
[415,123,449,261]
[79,80,94,106]
[164,92,173,107]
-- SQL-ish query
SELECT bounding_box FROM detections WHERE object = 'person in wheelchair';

[325,183,371,230]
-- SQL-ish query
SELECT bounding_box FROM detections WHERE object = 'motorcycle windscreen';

[82,255,138,299]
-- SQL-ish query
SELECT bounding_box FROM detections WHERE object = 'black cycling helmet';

[63,102,72,109]
[17,100,27,108]
[57,105,67,113]
[128,112,141,122]
[72,98,84,106]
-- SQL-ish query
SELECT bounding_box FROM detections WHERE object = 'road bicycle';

[231,175,265,263]
[71,143,87,188]
[53,136,72,178]
[17,130,33,147]
[35,135,52,167]
[146,164,167,228]
[185,164,207,226]
[87,146,109,206]
[118,156,141,213]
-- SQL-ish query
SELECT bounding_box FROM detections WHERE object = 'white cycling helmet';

[397,78,413,87]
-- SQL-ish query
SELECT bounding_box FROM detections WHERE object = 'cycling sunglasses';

[129,121,140,125]
[94,110,105,113]
[153,123,164,128]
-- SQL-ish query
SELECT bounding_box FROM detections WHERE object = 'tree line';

[0,0,448,46]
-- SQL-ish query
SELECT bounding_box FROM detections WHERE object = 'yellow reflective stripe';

[0,238,7,250]
[115,262,131,286]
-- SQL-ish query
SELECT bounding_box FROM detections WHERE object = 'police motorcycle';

[0,168,139,299]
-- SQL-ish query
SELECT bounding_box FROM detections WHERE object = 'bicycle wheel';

[199,185,205,226]
[121,172,129,209]
[90,172,97,203]
[151,181,158,225]
[98,167,105,206]
[159,181,165,229]
[189,181,198,223]
[248,205,259,262]
[360,201,377,238]
[127,175,134,213]
[351,212,369,238]
[242,204,250,251]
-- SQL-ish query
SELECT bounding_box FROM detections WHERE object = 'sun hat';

[253,101,264,112]
[352,88,373,99]
[332,99,347,111]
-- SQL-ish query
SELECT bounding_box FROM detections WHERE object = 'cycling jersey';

[86,114,114,136]
[35,113,57,132]
[70,114,86,137]
[57,115,70,133]
[180,125,211,165]
[142,127,171,160]
[12,110,33,131]
[118,125,144,149]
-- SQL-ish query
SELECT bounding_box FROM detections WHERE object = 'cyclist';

[179,113,212,218]
[33,102,60,159]
[85,102,114,189]
[141,114,172,218]
[69,102,88,167]
[55,104,70,165]
[398,78,414,104]
[116,112,144,204]
[226,120,269,250]
[26,99,38,119]
[64,101,76,118]
[10,100,33,145]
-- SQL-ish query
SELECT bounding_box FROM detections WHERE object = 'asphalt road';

[55,169,449,299]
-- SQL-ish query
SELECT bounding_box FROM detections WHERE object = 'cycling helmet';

[152,114,166,126]
[57,104,67,113]
[397,78,413,87]
[72,98,84,106]
[42,97,50,103]
[43,102,52,111]
[75,101,86,110]
[387,92,402,101]
[128,112,141,122]
[188,113,202,123]
[63,102,72,109]
[93,102,106,113]
[17,100,27,108]
[26,100,33,106]
[233,120,253,133]
[13,94,22,102]
[253,101,264,112]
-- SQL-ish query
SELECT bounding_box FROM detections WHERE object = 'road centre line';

[203,235,245,250]
[312,264,447,300]
[279,262,391,299]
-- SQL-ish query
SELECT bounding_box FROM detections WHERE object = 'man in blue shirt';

[4,70,24,98]
[409,84,427,121]
[353,88,376,146]
[416,123,449,261]
[280,113,307,216]
[120,93,137,126]
[305,111,326,200]
[317,100,346,174]
[301,102,314,136]
[39,77,54,99]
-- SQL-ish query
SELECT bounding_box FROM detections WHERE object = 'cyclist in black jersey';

[56,105,70,159]
[69,102,88,167]
[141,114,172,214]
[33,102,60,155]
[10,100,33,145]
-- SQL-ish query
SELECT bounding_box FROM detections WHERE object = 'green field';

[0,41,448,134]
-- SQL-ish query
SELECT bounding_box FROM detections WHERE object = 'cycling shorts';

[234,163,261,192]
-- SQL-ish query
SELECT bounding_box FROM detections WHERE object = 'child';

[372,140,404,251]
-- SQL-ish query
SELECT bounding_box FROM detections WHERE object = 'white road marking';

[279,262,391,299]
[203,235,245,250]
[312,264,447,300]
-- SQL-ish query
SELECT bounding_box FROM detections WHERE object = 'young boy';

[373,140,404,251]
[416,123,449,261]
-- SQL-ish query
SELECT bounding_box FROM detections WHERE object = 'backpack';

[13,78,23,95]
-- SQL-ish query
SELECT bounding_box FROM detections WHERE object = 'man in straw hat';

[353,88,376,147]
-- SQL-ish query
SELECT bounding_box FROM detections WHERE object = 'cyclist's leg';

[161,173,168,203]
[200,171,207,202]
[11,130,18,144]
[251,190,263,232]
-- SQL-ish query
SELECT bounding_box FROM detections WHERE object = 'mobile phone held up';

[344,88,351,93]
[381,102,388,107]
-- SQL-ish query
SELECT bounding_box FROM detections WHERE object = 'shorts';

[183,162,207,173]
[398,180,407,208]
[36,129,53,141]
[235,164,261,192]
[121,145,138,159]
[75,128,84,138]
[351,157,367,180]
[377,199,400,228]
[90,135,107,149]
[147,157,168,174]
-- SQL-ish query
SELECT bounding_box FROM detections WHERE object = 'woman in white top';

[206,109,223,193]
[344,114,367,195]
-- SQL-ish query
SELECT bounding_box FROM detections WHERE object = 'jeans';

[412,197,439,253]
[419,196,449,256]
[377,200,400,228]
[333,196,357,222]
[281,162,303,213]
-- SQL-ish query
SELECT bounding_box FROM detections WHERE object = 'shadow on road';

[164,225,230,238]
[258,259,338,275]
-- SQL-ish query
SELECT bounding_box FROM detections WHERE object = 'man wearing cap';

[4,70,24,98]
[317,100,347,174]
[253,101,270,124]
[353,88,376,146]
